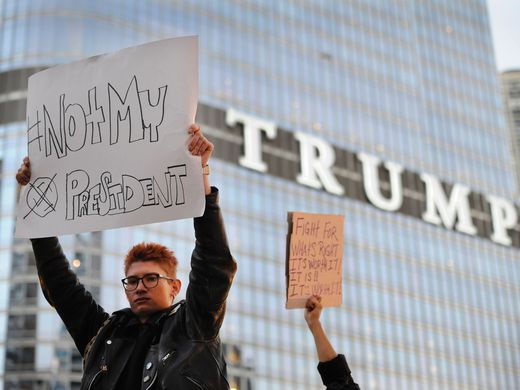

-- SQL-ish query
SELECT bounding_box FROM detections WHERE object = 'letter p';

[65,170,89,220]
[488,194,518,246]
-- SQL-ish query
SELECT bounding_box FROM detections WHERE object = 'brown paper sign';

[286,211,344,309]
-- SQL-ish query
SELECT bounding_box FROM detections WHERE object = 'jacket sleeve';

[317,354,361,390]
[186,187,237,339]
[31,237,110,356]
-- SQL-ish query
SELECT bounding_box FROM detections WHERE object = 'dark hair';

[124,242,178,277]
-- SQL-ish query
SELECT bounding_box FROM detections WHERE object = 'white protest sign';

[15,36,204,238]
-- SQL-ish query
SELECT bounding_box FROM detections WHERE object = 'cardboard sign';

[15,36,204,238]
[286,212,344,309]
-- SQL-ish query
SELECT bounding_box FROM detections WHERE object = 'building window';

[7,314,36,338]
[223,343,254,390]
[71,349,83,372]
[11,250,36,274]
[5,379,33,390]
[509,83,520,99]
[73,232,102,278]
[9,282,37,306]
[5,346,35,370]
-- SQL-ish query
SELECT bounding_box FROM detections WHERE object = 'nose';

[134,279,148,292]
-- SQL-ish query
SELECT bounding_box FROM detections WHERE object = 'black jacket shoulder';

[318,354,361,390]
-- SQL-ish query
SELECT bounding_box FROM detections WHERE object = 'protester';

[16,124,237,389]
[305,295,361,390]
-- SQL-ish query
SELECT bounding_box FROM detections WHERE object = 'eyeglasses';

[121,273,176,291]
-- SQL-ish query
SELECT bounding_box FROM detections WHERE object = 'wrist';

[308,320,322,332]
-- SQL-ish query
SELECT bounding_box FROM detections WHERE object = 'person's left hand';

[304,295,323,329]
[16,157,31,186]
[188,124,213,167]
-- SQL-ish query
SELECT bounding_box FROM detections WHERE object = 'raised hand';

[16,157,31,186]
[188,124,213,167]
[304,295,323,330]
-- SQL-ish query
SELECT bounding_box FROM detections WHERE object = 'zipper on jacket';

[185,375,204,389]
[87,364,107,390]
[144,370,158,390]
[161,350,175,365]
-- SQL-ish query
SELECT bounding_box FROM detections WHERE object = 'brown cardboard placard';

[286,211,344,309]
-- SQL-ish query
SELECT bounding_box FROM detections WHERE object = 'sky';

[487,0,520,72]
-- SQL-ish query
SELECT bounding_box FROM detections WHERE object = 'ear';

[170,279,181,298]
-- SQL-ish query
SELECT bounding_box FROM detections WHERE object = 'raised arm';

[305,295,361,390]
[16,158,109,356]
[188,123,212,195]
[185,125,237,339]
[305,295,338,362]
[31,237,109,355]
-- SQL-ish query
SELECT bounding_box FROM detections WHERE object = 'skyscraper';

[501,70,520,196]
[1,1,519,389]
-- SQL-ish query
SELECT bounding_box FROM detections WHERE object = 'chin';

[132,304,152,316]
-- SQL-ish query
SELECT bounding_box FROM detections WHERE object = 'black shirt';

[114,314,162,390]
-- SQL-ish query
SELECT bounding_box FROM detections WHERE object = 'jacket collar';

[112,300,185,325]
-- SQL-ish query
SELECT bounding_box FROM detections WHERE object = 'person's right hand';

[16,157,31,186]
[304,295,323,329]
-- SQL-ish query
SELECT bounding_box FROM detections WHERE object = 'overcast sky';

[487,0,520,72]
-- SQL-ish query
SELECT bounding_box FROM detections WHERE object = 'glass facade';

[501,70,520,197]
[1,1,519,389]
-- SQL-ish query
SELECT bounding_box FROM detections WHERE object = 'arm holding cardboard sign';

[305,295,360,390]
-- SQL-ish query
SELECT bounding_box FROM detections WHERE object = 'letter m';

[420,173,477,235]
[108,76,142,144]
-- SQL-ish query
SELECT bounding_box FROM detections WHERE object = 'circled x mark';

[24,175,58,219]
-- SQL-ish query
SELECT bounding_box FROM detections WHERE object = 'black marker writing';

[27,76,168,158]
[61,164,187,220]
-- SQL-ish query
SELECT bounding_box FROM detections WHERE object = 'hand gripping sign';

[286,212,345,309]
[16,36,205,238]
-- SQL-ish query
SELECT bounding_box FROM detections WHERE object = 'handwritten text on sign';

[286,212,344,309]
[16,36,204,238]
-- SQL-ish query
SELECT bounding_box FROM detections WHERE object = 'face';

[124,261,181,322]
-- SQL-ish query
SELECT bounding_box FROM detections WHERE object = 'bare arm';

[305,295,361,389]
[305,295,338,362]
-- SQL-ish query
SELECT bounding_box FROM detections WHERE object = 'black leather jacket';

[318,354,360,390]
[31,188,237,389]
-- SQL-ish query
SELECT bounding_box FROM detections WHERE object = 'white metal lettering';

[226,108,277,173]
[421,173,477,235]
[358,152,404,211]
[487,194,517,246]
[294,132,344,196]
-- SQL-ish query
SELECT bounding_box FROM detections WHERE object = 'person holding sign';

[16,124,237,389]
[305,295,360,390]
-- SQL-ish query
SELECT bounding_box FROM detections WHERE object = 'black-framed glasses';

[121,273,176,291]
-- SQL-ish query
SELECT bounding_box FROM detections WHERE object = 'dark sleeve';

[186,187,237,339]
[317,354,361,390]
[31,237,110,356]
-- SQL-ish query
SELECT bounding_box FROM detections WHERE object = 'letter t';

[226,108,277,172]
